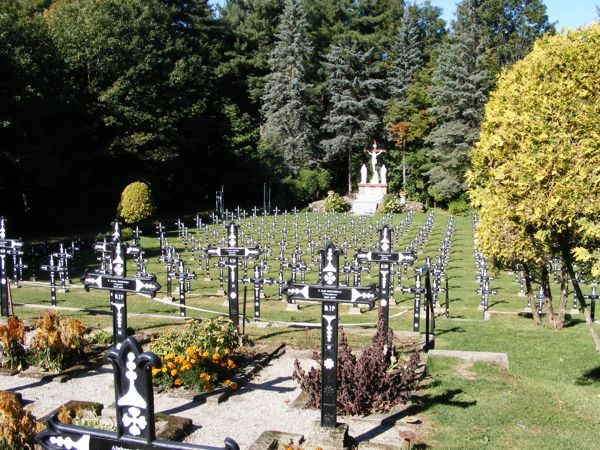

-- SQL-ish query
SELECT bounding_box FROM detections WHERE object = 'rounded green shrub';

[447,197,470,215]
[116,181,155,225]
[378,194,403,214]
[323,192,351,213]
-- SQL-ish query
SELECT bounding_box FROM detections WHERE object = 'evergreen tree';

[385,1,444,198]
[218,0,284,111]
[426,0,489,202]
[425,0,551,203]
[260,0,315,174]
[387,5,425,109]
[320,42,386,194]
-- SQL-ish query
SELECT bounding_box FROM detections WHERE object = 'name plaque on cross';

[283,243,378,428]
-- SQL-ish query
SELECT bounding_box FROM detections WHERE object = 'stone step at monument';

[351,196,379,215]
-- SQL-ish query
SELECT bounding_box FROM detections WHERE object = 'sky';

[210,0,599,31]
[431,0,598,30]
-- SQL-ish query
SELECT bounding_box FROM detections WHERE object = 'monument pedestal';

[351,183,387,215]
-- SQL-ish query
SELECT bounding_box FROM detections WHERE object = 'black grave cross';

[206,223,261,327]
[40,254,67,308]
[172,260,197,317]
[401,270,427,333]
[242,264,274,322]
[583,282,599,322]
[159,247,179,299]
[476,278,497,316]
[0,217,23,317]
[356,225,416,345]
[283,243,378,428]
[36,335,240,450]
[82,221,161,348]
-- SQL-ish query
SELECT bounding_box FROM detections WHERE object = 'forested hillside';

[0,0,553,232]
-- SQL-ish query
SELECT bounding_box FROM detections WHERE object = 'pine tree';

[320,42,386,194]
[260,0,315,174]
[387,5,425,110]
[425,0,552,204]
[425,0,490,202]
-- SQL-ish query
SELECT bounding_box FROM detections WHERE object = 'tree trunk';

[556,266,569,330]
[541,264,557,327]
[559,240,600,354]
[347,148,352,195]
[523,263,540,325]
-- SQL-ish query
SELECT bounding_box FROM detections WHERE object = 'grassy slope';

[7,211,600,448]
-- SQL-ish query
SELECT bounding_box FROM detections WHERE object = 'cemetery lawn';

[7,211,600,448]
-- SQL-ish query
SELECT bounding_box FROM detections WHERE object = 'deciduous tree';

[469,24,600,351]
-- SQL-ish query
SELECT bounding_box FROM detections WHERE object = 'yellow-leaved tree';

[468,24,600,350]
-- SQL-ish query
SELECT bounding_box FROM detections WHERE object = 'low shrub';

[28,311,88,372]
[116,181,155,225]
[323,192,351,213]
[447,196,470,215]
[150,319,246,391]
[89,330,113,346]
[293,320,421,415]
[0,390,43,449]
[378,194,404,214]
[0,317,26,370]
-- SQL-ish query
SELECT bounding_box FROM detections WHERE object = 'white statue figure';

[370,147,379,178]
[380,164,387,185]
[360,164,367,184]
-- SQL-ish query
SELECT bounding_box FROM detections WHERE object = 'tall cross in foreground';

[284,243,378,428]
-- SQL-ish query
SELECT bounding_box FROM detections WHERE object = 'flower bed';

[151,319,246,392]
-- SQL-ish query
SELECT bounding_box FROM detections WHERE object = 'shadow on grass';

[353,388,476,445]
[253,327,316,342]
[575,365,600,386]
[564,318,586,328]
[489,300,508,308]
[434,326,465,336]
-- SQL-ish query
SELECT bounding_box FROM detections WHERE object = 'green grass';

[7,210,600,448]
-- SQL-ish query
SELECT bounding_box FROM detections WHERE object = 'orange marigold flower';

[174,379,182,386]
[202,351,209,358]
[170,369,178,376]
[167,362,175,370]
[190,359,197,365]
[152,368,160,376]
[165,353,174,360]
[70,344,77,349]
[229,382,238,390]
[212,353,220,361]
[161,366,167,373]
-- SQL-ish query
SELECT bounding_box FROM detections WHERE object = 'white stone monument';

[352,141,388,215]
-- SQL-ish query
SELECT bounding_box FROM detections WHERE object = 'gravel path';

[0,348,406,449]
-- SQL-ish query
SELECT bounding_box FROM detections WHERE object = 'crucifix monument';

[352,141,388,215]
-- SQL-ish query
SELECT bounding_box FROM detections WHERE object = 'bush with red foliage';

[293,320,421,415]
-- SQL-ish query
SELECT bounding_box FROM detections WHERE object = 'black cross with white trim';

[0,217,23,316]
[36,336,240,450]
[82,221,160,348]
[206,223,261,327]
[356,225,416,345]
[283,243,378,428]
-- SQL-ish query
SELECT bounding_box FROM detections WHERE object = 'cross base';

[306,420,349,447]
